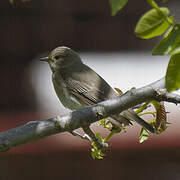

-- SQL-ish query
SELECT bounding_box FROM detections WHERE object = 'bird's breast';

[52,72,84,110]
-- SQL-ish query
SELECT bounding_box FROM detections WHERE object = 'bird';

[40,46,154,133]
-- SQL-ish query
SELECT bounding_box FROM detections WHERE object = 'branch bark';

[0,77,180,152]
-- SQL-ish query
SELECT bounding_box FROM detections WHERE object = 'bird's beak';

[40,56,49,62]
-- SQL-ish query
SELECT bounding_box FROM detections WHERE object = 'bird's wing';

[64,63,119,104]
[64,77,110,106]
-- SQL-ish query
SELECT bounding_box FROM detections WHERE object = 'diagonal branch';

[0,77,180,152]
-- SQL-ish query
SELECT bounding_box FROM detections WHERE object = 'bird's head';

[40,46,82,72]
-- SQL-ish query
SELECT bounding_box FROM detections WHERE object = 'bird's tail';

[121,109,155,133]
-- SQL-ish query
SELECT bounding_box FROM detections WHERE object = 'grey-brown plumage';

[41,46,154,133]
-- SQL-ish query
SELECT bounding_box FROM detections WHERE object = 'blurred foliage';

[9,0,31,4]
[109,0,128,16]
[166,52,180,92]
[152,24,180,55]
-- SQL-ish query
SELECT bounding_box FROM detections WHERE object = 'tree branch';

[0,77,179,152]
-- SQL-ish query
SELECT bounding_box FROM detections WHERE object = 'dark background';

[1,0,180,179]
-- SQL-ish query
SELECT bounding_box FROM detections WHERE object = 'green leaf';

[95,132,103,142]
[109,0,128,16]
[91,142,105,160]
[139,128,150,143]
[99,119,111,130]
[135,7,171,39]
[152,24,180,55]
[166,52,180,92]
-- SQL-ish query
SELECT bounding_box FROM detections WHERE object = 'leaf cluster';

[110,0,180,92]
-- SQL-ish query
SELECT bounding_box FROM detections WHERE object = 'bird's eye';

[54,55,60,60]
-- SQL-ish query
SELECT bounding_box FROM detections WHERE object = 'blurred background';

[1,0,180,179]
